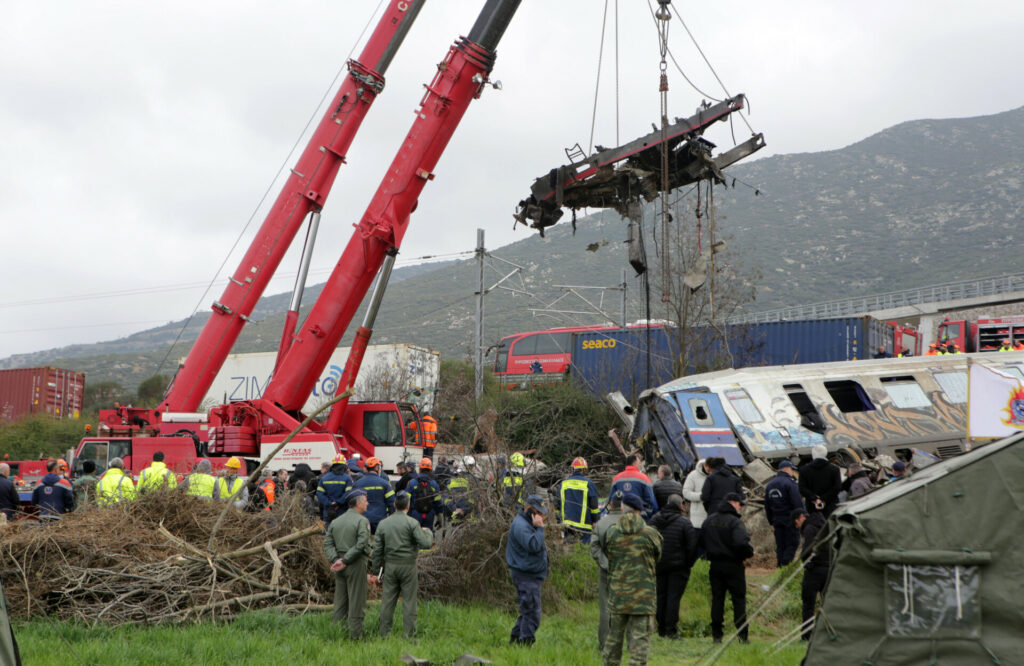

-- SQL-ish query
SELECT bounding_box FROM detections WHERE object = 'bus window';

[494,342,509,373]
[534,332,569,354]
[512,335,536,355]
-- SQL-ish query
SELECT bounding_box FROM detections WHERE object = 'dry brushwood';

[0,490,333,625]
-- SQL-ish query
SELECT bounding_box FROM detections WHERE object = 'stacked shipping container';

[0,367,85,422]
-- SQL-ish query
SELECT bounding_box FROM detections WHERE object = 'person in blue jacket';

[316,455,352,523]
[506,495,549,646]
[407,458,443,530]
[352,456,395,533]
[763,461,803,567]
[32,459,74,519]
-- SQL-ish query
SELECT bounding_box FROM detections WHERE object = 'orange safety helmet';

[419,457,433,470]
[225,457,243,469]
[571,456,588,470]
[57,458,69,472]
[332,454,347,464]
[365,457,381,469]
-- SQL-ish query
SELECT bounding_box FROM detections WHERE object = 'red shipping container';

[0,367,85,422]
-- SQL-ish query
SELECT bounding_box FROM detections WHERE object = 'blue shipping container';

[728,317,894,366]
[570,328,679,400]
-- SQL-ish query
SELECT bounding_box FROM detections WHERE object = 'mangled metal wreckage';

[513,95,764,238]
[621,352,1024,474]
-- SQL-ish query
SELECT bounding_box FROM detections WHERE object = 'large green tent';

[804,434,1024,664]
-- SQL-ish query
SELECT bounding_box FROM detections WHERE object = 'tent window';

[724,388,763,424]
[885,564,980,638]
[688,398,715,427]
[824,380,876,413]
[1000,366,1024,381]
[933,371,967,404]
[880,376,932,409]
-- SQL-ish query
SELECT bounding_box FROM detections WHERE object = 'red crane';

[79,0,524,478]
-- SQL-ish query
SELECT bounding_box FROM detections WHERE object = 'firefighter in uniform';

[138,451,178,492]
[553,457,600,543]
[502,452,527,507]
[181,459,217,499]
[317,455,352,523]
[216,457,249,509]
[352,456,395,533]
[443,457,476,525]
[409,412,438,460]
[408,458,444,531]
[370,491,433,637]
[97,457,137,506]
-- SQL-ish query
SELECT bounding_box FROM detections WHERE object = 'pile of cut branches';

[0,490,332,624]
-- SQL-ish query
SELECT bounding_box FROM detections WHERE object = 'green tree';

[136,374,170,407]
[83,380,125,411]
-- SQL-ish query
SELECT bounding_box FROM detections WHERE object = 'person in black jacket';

[0,464,19,522]
[763,461,803,567]
[649,494,697,639]
[652,465,683,511]
[702,492,754,643]
[798,445,842,517]
[792,508,830,640]
[700,457,744,515]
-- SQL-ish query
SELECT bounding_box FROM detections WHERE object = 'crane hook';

[655,0,672,22]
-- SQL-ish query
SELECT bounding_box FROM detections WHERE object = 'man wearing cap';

[702,492,754,643]
[505,495,549,646]
[317,456,352,523]
[602,492,662,664]
[325,489,372,639]
[888,460,908,482]
[799,446,842,517]
[763,461,803,567]
[352,456,395,534]
[591,491,625,649]
[792,508,829,640]
[370,491,433,638]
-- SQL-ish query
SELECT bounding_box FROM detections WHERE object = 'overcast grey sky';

[2,0,1023,360]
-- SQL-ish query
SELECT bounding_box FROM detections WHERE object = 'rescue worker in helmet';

[999,339,1014,352]
[502,452,527,507]
[408,458,443,531]
[352,456,395,533]
[317,455,352,523]
[552,457,600,543]
[216,457,249,509]
[443,456,477,525]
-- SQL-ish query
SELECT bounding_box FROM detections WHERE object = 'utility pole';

[474,229,485,399]
[620,268,627,328]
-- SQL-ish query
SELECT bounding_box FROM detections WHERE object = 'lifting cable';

[587,0,610,155]
[655,0,672,306]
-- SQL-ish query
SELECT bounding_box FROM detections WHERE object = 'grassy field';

[14,561,808,665]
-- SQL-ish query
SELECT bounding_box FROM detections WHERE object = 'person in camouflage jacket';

[602,493,663,666]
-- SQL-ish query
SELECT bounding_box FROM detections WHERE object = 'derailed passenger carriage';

[628,352,1024,473]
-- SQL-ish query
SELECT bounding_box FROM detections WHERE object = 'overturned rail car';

[631,351,1024,472]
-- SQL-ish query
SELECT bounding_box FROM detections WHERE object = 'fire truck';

[72,0,524,479]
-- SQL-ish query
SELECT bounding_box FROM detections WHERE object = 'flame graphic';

[1001,386,1024,430]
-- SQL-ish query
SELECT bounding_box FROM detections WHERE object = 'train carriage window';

[784,384,828,433]
[512,335,536,355]
[824,380,876,413]
[880,376,932,409]
[687,398,715,427]
[933,371,967,403]
[724,388,763,424]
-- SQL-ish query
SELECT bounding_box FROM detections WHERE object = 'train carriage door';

[668,391,745,465]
